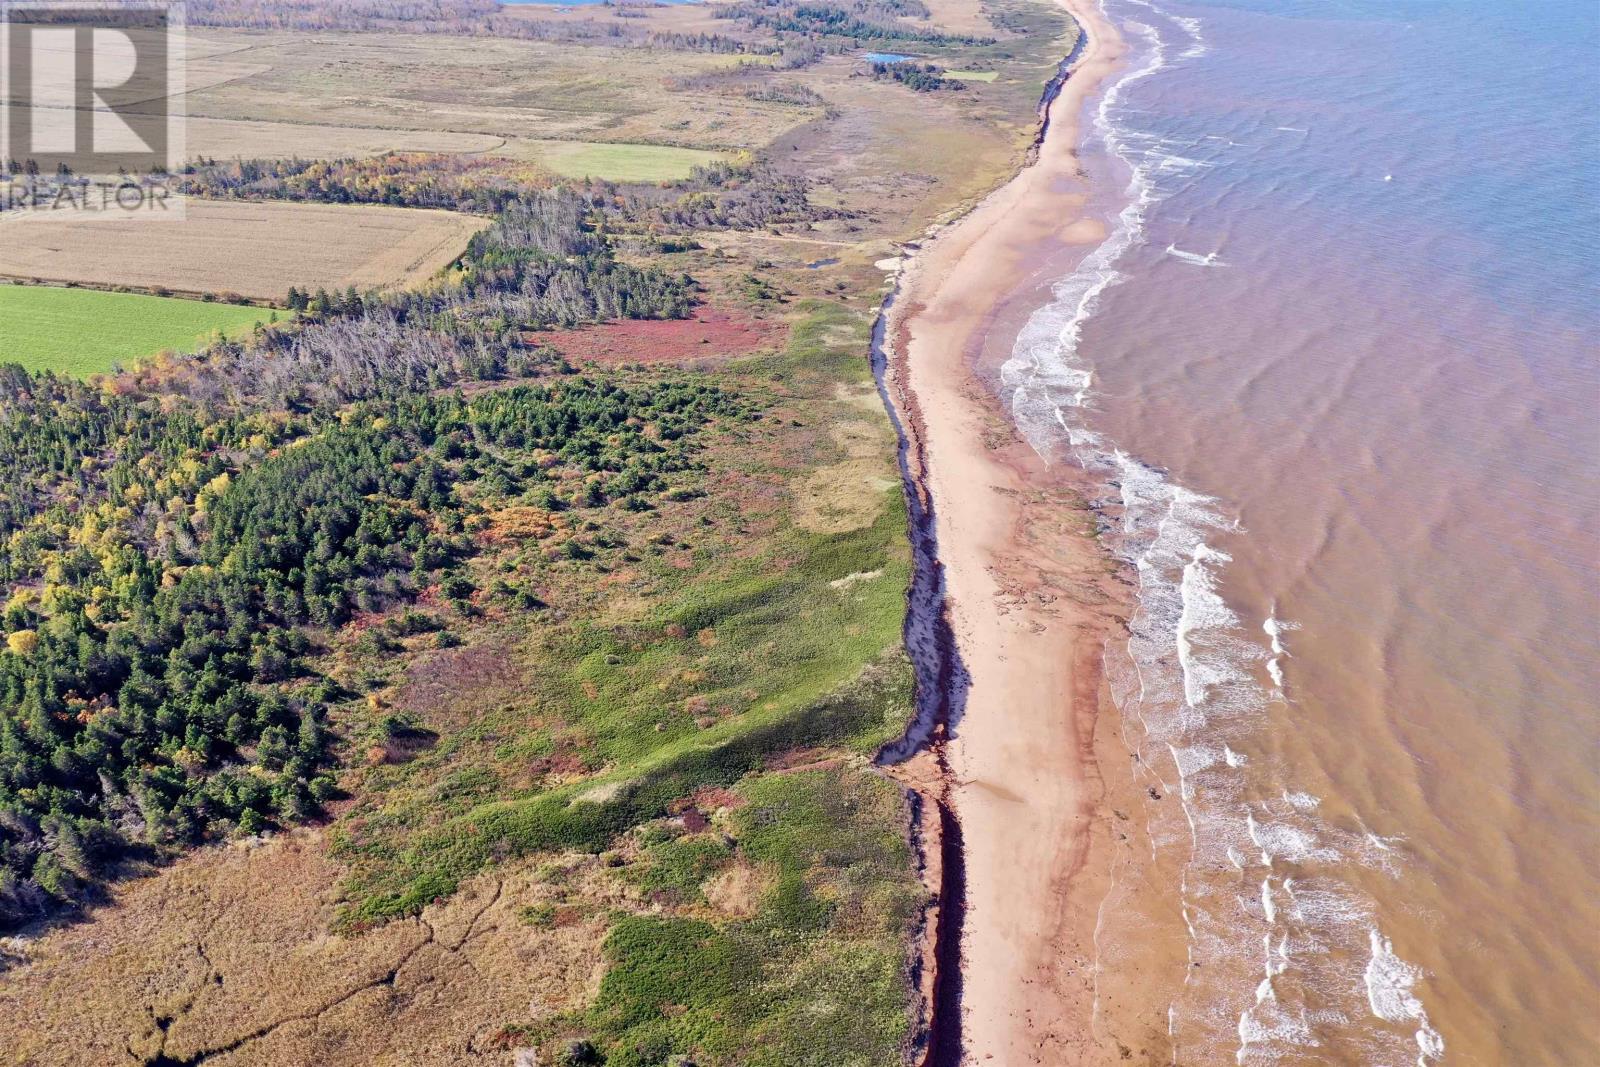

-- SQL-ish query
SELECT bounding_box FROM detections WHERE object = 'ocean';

[999,0,1599,1063]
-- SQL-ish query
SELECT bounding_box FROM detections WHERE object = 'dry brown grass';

[919,0,1002,36]
[177,30,806,153]
[494,2,759,42]
[0,199,486,301]
[701,859,771,918]
[184,115,506,161]
[767,60,1027,237]
[793,382,900,534]
[0,831,611,1067]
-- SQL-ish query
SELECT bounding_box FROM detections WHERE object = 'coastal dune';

[883,1,1158,1062]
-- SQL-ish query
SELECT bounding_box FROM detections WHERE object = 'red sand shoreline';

[878,2,1176,1061]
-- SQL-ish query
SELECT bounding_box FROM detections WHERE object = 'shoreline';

[875,0,1161,1061]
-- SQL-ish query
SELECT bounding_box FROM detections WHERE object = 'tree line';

[716,0,993,46]
[870,60,967,92]
[186,154,840,232]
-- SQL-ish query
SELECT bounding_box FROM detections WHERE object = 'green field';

[526,139,727,182]
[0,285,274,376]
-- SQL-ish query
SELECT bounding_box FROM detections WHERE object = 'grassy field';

[513,139,727,182]
[182,30,806,154]
[0,285,273,376]
[0,199,486,302]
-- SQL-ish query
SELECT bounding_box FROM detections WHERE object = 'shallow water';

[1001,1,1599,1062]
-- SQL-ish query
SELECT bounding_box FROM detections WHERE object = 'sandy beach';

[882,2,1158,1062]
[881,0,1600,1060]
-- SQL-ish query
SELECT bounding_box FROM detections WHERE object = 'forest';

[0,365,745,928]
[0,179,745,930]
[185,0,992,58]
[716,0,992,45]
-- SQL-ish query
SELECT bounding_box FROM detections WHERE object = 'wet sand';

[881,2,1166,1061]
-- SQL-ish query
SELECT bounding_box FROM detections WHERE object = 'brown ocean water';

[1000,1,1599,1062]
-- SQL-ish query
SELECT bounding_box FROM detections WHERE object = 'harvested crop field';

[526,307,785,366]
[184,116,506,161]
[0,199,487,303]
[0,285,273,376]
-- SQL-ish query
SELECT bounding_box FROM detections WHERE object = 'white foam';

[1167,243,1227,267]
[1126,0,1207,58]
[1284,879,1371,928]
[1365,929,1446,1065]
[1263,613,1296,690]
[1248,811,1338,865]
[1178,542,1240,708]
[1282,790,1321,813]
[1236,1002,1318,1062]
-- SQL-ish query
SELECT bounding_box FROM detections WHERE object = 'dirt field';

[0,199,486,302]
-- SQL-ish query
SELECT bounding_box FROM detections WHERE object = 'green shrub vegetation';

[870,60,967,92]
[334,508,913,925]
[315,298,921,1065]
[584,769,922,1066]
